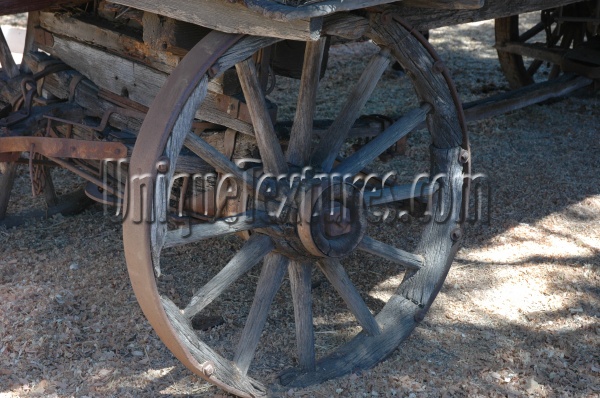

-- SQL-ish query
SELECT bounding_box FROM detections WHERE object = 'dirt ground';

[1,11,600,398]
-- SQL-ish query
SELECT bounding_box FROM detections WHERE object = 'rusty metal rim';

[122,31,253,398]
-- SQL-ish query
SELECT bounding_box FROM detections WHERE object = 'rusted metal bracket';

[44,106,146,133]
[213,92,277,126]
[0,136,128,160]
[1,61,72,127]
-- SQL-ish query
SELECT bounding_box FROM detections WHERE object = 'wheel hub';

[297,182,367,258]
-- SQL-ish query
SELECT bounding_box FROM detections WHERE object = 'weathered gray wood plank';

[463,74,593,122]
[317,259,380,336]
[322,13,369,40]
[234,252,288,375]
[357,236,424,270]
[402,0,484,9]
[286,38,326,167]
[183,234,274,318]
[382,0,584,31]
[37,34,255,134]
[39,12,181,74]
[24,53,145,134]
[288,260,316,371]
[110,0,319,41]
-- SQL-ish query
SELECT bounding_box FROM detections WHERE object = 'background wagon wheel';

[495,0,598,89]
[123,14,467,397]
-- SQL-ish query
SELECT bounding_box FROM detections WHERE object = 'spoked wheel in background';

[495,0,600,88]
[123,13,468,397]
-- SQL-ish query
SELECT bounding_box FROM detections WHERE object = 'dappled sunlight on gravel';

[2,10,600,398]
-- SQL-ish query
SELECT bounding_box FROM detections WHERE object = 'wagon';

[0,0,597,396]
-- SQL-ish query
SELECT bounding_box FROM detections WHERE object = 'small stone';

[69,262,79,271]
[525,378,541,394]
[132,350,144,357]
[335,388,343,394]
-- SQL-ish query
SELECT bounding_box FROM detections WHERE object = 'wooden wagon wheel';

[123,13,467,397]
[495,0,599,88]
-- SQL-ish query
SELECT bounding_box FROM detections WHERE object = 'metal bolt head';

[459,149,470,164]
[156,156,170,173]
[414,310,425,323]
[432,60,445,73]
[201,361,215,376]
[451,227,463,242]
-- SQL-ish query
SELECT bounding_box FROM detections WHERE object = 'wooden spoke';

[364,181,439,207]
[333,104,431,176]
[234,253,288,375]
[317,259,380,336]
[518,21,545,43]
[236,59,288,175]
[288,260,316,371]
[311,49,392,172]
[358,236,424,271]
[184,132,254,190]
[183,234,274,318]
[163,211,272,248]
[286,38,327,167]
[0,28,20,79]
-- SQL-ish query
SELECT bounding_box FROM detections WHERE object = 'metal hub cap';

[297,182,367,258]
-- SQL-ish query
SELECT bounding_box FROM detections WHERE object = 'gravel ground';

[1,12,599,398]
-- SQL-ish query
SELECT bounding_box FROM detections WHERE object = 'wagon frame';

[1,0,598,396]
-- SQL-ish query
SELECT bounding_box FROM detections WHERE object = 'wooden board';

[382,0,585,31]
[39,12,181,74]
[35,32,256,134]
[110,0,320,41]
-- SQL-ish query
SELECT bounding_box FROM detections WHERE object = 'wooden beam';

[463,74,593,122]
[24,52,144,134]
[39,12,181,74]
[402,0,484,10]
[379,0,584,31]
[35,32,256,134]
[110,0,320,41]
